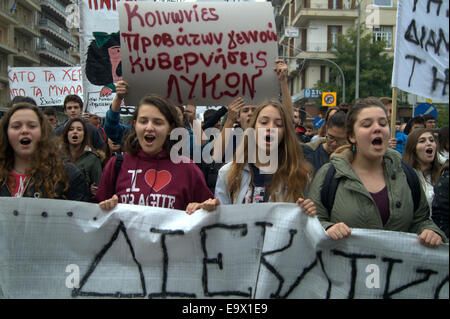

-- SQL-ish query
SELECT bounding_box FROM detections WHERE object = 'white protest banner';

[391,0,449,103]
[0,198,448,299]
[118,1,279,107]
[8,67,83,107]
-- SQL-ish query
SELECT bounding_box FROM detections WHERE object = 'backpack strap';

[114,153,124,192]
[320,161,421,215]
[320,165,341,214]
[401,161,421,212]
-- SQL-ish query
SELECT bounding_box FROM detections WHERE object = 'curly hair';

[226,99,312,203]
[0,103,69,198]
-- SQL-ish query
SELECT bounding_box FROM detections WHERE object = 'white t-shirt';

[415,169,435,215]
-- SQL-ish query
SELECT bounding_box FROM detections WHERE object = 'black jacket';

[432,167,449,237]
[0,163,91,202]
[55,119,105,150]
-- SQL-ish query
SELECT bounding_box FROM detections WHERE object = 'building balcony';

[0,74,9,84]
[19,0,42,12]
[40,0,68,21]
[14,47,40,64]
[39,18,77,46]
[0,3,19,25]
[293,8,358,27]
[284,41,337,62]
[0,42,18,55]
[15,19,41,38]
[69,46,80,59]
[37,39,78,66]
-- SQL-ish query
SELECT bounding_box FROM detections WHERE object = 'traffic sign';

[313,117,325,128]
[322,92,337,107]
[414,103,437,118]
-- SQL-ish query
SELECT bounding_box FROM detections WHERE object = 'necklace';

[13,168,27,175]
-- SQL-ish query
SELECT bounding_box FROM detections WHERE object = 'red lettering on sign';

[166,71,263,104]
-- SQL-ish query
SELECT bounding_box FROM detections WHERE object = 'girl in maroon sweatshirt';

[94,94,213,211]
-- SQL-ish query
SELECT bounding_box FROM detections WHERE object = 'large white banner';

[0,198,448,299]
[8,67,83,107]
[391,0,449,102]
[118,1,279,107]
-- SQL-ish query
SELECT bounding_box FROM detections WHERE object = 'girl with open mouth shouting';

[94,94,213,211]
[0,103,90,201]
[61,118,103,196]
[308,97,446,248]
[403,128,442,210]
[185,98,316,217]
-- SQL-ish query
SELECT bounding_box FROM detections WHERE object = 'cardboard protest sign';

[118,1,279,106]
[8,67,83,107]
[80,0,129,115]
[0,198,448,299]
[391,0,449,102]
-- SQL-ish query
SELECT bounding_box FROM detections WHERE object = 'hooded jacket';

[308,147,447,241]
[93,149,213,211]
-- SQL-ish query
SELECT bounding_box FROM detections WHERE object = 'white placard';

[391,1,449,103]
[118,1,279,107]
[0,198,448,299]
[8,67,83,107]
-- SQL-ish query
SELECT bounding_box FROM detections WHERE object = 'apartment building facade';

[273,0,400,121]
[0,0,79,109]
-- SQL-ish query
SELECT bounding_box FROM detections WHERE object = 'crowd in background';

[0,60,448,248]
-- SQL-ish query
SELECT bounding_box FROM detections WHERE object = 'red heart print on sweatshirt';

[144,169,172,192]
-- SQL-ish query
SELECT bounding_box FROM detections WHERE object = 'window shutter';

[338,26,342,47]
[327,26,332,51]
[301,29,307,51]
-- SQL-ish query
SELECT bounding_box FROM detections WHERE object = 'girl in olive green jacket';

[308,97,446,247]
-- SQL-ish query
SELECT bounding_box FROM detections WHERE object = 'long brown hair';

[0,102,69,198]
[403,128,442,185]
[226,99,312,203]
[61,117,91,162]
[124,94,183,156]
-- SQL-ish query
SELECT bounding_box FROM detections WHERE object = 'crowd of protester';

[1,60,448,248]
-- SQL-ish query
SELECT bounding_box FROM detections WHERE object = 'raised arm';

[211,97,244,162]
[274,59,294,119]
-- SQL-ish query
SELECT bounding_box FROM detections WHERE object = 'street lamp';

[280,56,346,104]
[355,0,363,100]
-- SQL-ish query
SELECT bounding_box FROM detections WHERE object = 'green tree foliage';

[314,26,394,106]
[436,104,449,128]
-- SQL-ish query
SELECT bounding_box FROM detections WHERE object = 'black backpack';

[320,161,421,213]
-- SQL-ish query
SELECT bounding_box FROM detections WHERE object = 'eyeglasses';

[326,134,347,145]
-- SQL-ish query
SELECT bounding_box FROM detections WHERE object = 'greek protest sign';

[80,0,129,116]
[118,1,279,107]
[8,67,83,107]
[0,198,448,299]
[391,0,449,102]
